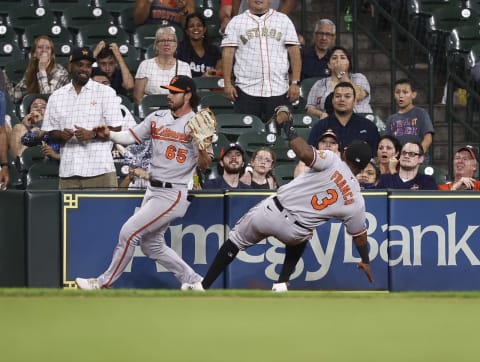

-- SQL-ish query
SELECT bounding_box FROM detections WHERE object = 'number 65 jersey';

[129,109,202,185]
[277,149,367,236]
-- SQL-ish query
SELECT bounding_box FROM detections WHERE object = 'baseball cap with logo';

[456,145,479,162]
[161,75,197,94]
[318,128,338,143]
[220,143,245,159]
[344,140,372,170]
[69,47,96,63]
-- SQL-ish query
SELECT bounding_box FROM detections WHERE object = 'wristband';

[356,243,370,264]
[282,122,298,141]
[1,162,9,168]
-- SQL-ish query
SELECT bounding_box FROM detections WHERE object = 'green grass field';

[1,289,479,362]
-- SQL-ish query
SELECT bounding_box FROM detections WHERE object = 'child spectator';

[240,147,278,189]
[383,78,435,162]
[357,160,380,189]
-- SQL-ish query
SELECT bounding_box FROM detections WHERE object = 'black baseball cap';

[344,140,372,170]
[318,128,338,143]
[220,143,245,159]
[69,47,96,63]
[161,75,197,94]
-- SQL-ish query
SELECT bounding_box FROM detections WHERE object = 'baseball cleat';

[272,282,288,292]
[180,281,205,291]
[75,277,100,290]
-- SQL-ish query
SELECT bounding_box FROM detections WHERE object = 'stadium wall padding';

[1,190,480,291]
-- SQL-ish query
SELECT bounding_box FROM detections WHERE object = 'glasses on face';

[401,151,421,157]
[255,156,273,164]
[315,31,335,37]
[454,156,473,162]
[157,39,177,44]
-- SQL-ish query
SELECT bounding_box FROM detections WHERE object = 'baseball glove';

[273,105,293,125]
[188,108,217,151]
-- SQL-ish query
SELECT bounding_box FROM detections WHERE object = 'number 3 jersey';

[129,109,200,185]
[277,149,367,236]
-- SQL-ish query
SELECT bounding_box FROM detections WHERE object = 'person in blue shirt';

[308,82,379,157]
[376,141,437,190]
[202,143,250,190]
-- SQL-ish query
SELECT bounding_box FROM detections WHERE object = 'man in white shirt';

[42,47,124,189]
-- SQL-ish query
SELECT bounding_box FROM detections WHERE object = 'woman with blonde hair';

[133,26,191,104]
[240,147,278,189]
[11,35,70,103]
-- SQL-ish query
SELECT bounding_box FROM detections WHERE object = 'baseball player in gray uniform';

[201,107,374,291]
[75,76,212,291]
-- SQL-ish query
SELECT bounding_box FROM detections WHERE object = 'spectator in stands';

[41,47,124,189]
[438,145,480,190]
[10,35,70,104]
[384,78,434,162]
[306,46,373,119]
[92,41,134,96]
[222,0,301,122]
[10,96,59,160]
[0,91,8,189]
[376,134,401,174]
[202,143,250,189]
[91,68,111,86]
[117,140,152,190]
[240,147,278,189]
[232,0,297,16]
[134,26,191,104]
[376,141,437,190]
[357,160,380,189]
[301,19,336,81]
[219,0,233,33]
[307,82,379,156]
[133,0,194,27]
[294,128,340,177]
[177,13,222,78]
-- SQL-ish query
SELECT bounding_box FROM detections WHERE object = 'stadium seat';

[39,0,83,14]
[300,76,322,98]
[21,23,74,58]
[0,23,19,45]
[214,113,265,141]
[26,161,60,189]
[118,6,136,34]
[4,58,28,85]
[19,146,45,174]
[292,113,314,128]
[199,93,233,114]
[211,132,231,161]
[136,94,169,119]
[193,76,224,94]
[75,23,130,48]
[6,4,56,31]
[61,4,115,33]
[102,0,136,14]
[270,142,297,166]
[274,163,295,186]
[0,0,35,15]
[236,131,276,155]
[0,41,24,69]
[19,93,50,118]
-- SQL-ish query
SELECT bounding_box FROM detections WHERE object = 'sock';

[277,241,308,283]
[202,239,239,289]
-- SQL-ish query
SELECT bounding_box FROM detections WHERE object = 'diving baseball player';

[222,0,301,121]
[75,76,213,291]
[201,106,374,291]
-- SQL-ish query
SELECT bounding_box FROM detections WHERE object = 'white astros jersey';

[130,109,199,185]
[277,149,367,235]
[221,9,299,97]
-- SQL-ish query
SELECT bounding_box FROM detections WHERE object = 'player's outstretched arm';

[274,106,315,166]
[353,232,374,283]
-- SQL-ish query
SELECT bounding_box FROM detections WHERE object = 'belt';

[272,196,310,230]
[149,179,173,188]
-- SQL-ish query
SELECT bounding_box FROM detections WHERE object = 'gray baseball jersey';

[229,149,367,250]
[96,109,205,288]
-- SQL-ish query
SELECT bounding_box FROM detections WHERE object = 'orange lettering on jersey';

[311,189,338,210]
[151,121,190,143]
[330,170,355,205]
